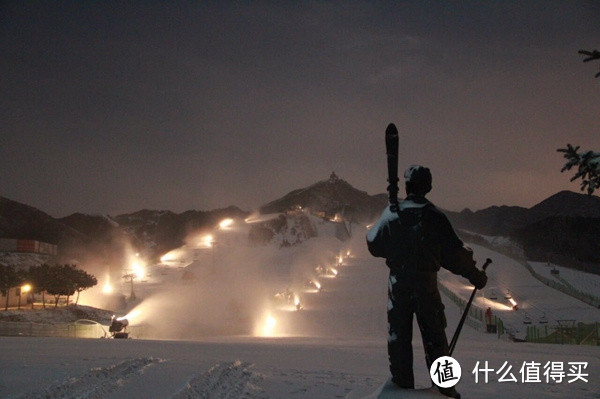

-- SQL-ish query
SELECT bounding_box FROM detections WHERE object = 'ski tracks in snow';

[15,357,371,399]
[172,363,378,399]
[17,357,164,399]
[16,358,264,399]
[171,360,265,399]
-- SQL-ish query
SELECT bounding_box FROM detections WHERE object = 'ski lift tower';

[122,272,136,301]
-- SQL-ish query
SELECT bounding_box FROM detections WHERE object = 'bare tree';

[579,49,600,77]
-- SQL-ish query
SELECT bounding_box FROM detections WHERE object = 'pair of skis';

[383,123,491,355]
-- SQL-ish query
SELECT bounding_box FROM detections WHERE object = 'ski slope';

[1,232,599,398]
[439,243,600,340]
[529,261,600,301]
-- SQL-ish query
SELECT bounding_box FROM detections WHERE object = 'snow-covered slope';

[0,252,54,268]
[440,243,600,340]
[1,235,599,398]
[529,261,600,301]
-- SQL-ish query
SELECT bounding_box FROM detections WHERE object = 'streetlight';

[122,273,136,301]
[102,281,113,294]
[18,284,32,310]
[26,284,34,309]
[209,238,218,274]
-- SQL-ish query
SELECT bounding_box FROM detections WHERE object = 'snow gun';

[449,257,492,355]
[385,123,400,212]
[109,315,130,339]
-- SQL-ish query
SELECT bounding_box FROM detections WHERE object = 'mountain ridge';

[259,172,387,225]
[446,190,600,236]
[2,180,599,272]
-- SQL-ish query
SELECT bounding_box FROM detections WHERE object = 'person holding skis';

[366,165,487,399]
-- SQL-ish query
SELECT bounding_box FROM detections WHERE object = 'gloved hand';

[469,269,487,289]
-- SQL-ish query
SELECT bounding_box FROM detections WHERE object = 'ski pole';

[449,258,492,355]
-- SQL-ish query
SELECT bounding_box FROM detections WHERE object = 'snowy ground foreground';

[2,326,598,398]
[1,233,599,398]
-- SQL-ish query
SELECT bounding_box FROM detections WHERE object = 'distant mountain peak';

[258,174,387,225]
[328,171,341,183]
[529,190,600,218]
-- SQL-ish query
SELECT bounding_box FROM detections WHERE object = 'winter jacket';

[366,195,478,279]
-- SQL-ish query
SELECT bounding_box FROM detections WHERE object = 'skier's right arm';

[435,211,486,287]
[366,206,396,258]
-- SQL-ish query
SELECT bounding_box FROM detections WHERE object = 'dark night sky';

[2,1,599,217]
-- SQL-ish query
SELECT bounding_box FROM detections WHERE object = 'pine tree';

[557,144,600,195]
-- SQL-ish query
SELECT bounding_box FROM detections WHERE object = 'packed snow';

[0,222,599,398]
[529,261,600,301]
[439,243,600,339]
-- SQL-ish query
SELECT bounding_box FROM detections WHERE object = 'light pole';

[22,284,33,309]
[123,273,136,301]
[16,284,31,310]
[210,240,217,274]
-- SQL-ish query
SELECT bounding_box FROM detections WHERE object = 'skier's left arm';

[437,214,487,289]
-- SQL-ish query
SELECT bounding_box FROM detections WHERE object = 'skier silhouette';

[366,165,487,399]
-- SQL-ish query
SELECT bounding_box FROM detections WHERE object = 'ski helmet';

[404,165,432,195]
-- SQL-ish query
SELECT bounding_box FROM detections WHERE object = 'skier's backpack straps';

[387,202,432,273]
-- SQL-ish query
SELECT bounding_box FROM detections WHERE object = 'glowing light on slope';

[219,218,234,229]
[321,267,338,279]
[160,253,174,262]
[102,281,113,294]
[294,295,300,307]
[491,302,513,311]
[255,312,278,337]
[304,280,322,293]
[131,261,146,279]
[244,213,281,224]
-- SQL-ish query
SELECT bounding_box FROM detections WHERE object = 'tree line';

[0,264,97,310]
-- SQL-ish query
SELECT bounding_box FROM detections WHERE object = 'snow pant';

[387,270,459,398]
